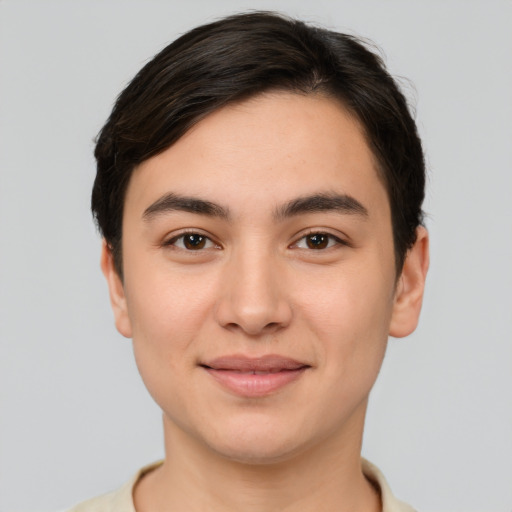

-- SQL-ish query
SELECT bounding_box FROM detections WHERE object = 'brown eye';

[306,233,329,249]
[183,233,206,250]
[167,233,217,250]
[294,232,343,250]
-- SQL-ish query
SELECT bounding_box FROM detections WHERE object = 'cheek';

[300,265,394,335]
[296,263,394,379]
[124,258,217,340]
[127,285,200,426]
[124,265,220,400]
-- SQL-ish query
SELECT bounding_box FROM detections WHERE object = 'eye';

[294,232,343,250]
[166,232,218,251]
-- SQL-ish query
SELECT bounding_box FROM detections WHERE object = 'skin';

[102,92,429,512]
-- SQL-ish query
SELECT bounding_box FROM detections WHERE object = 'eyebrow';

[142,191,368,222]
[275,192,368,219]
[143,193,230,220]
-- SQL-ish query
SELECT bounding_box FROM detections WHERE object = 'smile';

[200,355,310,398]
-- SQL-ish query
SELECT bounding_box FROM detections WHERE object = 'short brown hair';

[92,11,425,276]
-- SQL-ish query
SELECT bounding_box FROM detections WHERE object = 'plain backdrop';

[1,1,511,511]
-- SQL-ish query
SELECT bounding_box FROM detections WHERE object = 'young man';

[71,11,429,512]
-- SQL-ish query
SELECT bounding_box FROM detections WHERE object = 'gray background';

[1,1,511,511]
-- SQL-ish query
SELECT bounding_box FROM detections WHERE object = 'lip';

[201,354,310,398]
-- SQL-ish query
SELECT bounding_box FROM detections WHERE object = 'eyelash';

[292,231,348,251]
[163,231,220,251]
[163,230,348,251]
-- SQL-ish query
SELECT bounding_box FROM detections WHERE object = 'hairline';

[111,88,402,280]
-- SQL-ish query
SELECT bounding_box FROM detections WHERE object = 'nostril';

[214,291,293,335]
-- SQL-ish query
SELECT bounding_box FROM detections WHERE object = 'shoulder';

[66,488,122,512]
[66,461,163,512]
[362,459,417,512]
[66,481,133,512]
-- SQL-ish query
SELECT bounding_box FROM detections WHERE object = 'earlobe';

[389,226,429,338]
[100,241,133,338]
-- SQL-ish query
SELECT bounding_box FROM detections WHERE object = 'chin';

[211,439,303,466]
[199,415,313,466]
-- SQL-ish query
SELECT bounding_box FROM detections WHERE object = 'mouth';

[200,355,311,398]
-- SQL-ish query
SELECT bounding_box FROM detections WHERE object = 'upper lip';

[201,354,310,372]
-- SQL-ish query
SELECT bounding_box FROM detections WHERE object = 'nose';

[214,249,293,336]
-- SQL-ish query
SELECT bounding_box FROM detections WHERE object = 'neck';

[134,402,380,512]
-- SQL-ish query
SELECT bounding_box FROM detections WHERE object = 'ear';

[100,240,133,338]
[389,226,429,338]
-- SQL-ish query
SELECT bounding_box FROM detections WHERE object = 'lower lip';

[204,367,307,398]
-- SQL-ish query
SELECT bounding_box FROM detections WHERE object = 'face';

[103,92,428,464]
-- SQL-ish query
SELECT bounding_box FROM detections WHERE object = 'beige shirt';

[68,459,416,512]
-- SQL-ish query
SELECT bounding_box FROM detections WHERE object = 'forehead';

[125,92,389,219]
